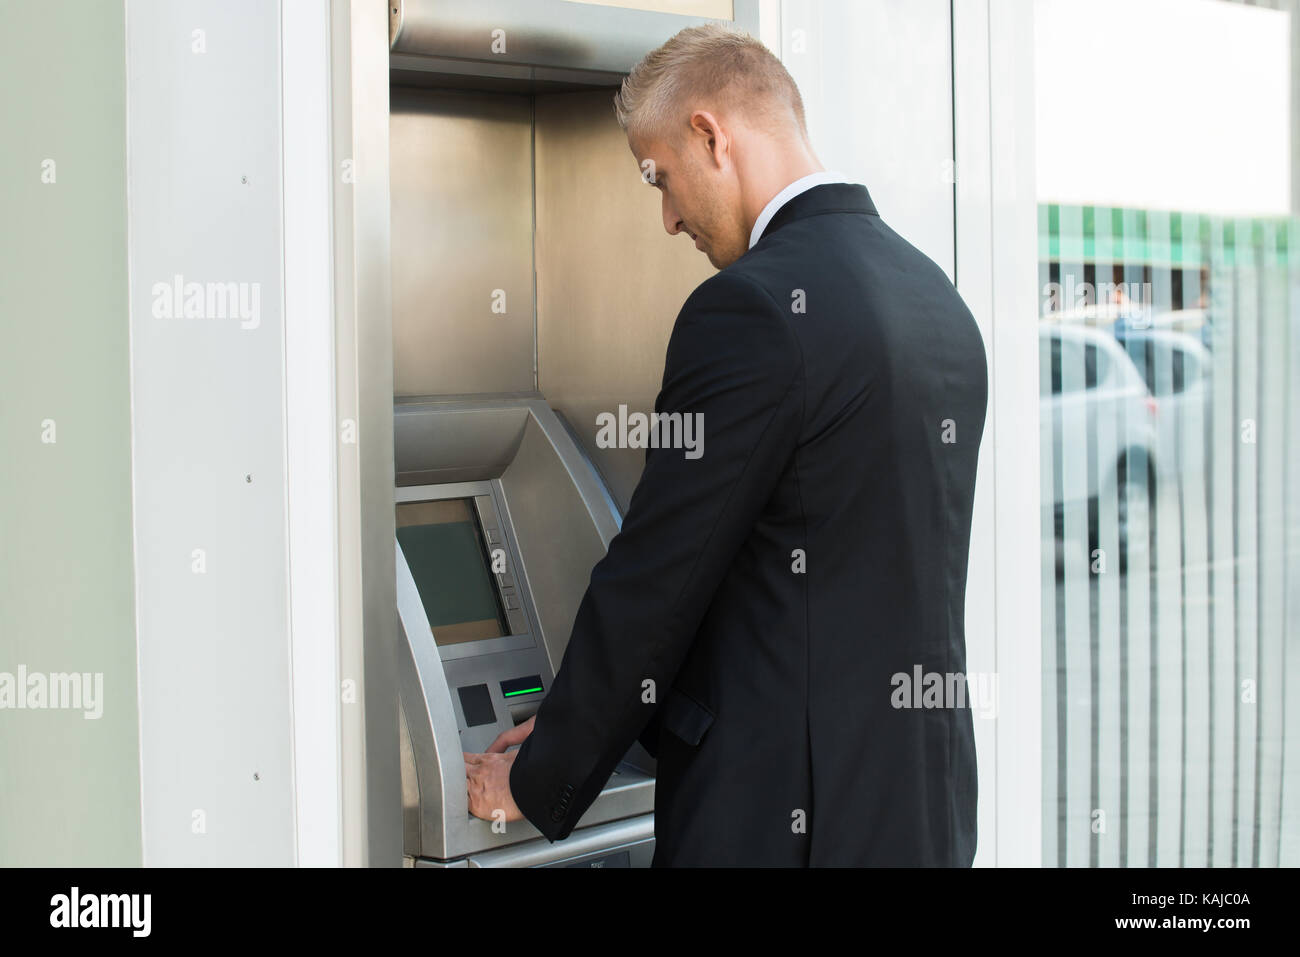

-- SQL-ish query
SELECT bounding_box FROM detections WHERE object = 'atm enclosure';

[386,0,756,866]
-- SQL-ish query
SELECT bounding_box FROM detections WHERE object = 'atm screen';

[396,498,509,644]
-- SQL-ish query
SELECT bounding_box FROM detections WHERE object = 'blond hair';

[613,23,807,146]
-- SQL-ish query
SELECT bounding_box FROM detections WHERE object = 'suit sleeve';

[508,270,804,841]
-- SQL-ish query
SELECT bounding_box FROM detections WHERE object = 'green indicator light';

[504,686,542,697]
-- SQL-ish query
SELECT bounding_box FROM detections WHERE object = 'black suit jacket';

[509,183,988,866]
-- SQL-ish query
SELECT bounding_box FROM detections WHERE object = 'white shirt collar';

[748,170,853,249]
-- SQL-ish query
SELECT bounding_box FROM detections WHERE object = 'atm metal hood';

[390,0,761,90]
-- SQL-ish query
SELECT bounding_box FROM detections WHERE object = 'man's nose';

[662,195,684,236]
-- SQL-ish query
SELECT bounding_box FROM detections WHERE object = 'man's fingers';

[485,716,536,753]
[485,727,523,753]
[463,750,522,823]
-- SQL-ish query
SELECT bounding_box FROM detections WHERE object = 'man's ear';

[689,109,729,167]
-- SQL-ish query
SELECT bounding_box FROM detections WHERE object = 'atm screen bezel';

[395,481,542,661]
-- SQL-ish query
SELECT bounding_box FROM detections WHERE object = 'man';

[463,23,987,866]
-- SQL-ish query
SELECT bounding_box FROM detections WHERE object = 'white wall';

[954,0,1044,867]
[779,0,956,279]
[0,0,143,868]
[127,0,297,866]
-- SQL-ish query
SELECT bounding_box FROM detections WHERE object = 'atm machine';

[386,0,760,867]
[394,397,656,866]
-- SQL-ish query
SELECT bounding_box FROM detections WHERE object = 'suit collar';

[753,182,879,247]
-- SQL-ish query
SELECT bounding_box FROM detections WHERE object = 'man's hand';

[486,714,535,752]
[464,716,536,823]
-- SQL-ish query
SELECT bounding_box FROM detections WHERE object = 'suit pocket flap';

[661,689,715,746]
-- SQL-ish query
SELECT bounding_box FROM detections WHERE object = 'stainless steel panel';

[498,414,617,671]
[394,401,529,485]
[473,493,532,635]
[398,697,422,856]
[391,0,756,75]
[395,399,623,664]
[534,90,718,511]
[394,398,651,862]
[390,89,536,395]
[399,536,655,861]
[395,479,492,503]
[443,644,553,753]
[467,815,655,868]
[438,632,535,662]
[396,542,462,860]
[412,857,470,867]
[390,56,627,96]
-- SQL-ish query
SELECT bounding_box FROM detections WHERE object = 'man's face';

[630,125,747,270]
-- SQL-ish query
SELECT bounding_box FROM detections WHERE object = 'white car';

[1110,328,1213,487]
[1040,323,1163,572]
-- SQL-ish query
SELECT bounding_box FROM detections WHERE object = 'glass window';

[1034,0,1298,866]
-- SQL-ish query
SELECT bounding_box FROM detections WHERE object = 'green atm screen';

[397,499,508,645]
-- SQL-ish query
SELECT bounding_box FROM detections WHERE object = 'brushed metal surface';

[498,414,612,671]
[411,816,653,867]
[394,402,529,485]
[534,89,717,512]
[389,84,725,505]
[393,398,652,862]
[391,0,756,74]
[390,57,627,96]
[398,695,422,856]
[390,88,537,396]
[468,815,655,868]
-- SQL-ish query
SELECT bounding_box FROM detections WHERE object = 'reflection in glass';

[1039,201,1299,866]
